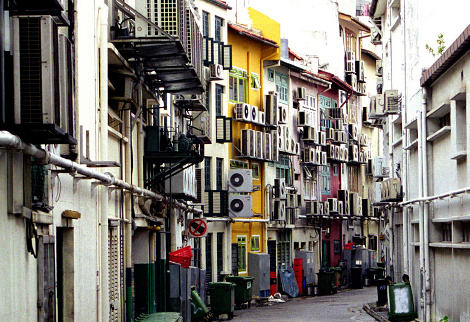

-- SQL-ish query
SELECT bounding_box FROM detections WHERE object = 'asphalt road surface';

[230,287,378,322]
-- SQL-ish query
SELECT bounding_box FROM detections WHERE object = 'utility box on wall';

[248,253,270,297]
[295,250,315,285]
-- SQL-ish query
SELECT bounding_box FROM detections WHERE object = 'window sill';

[429,242,470,249]
[427,126,451,142]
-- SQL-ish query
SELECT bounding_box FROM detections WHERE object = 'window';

[215,84,223,116]
[345,31,357,54]
[214,16,223,42]
[202,11,209,37]
[206,233,213,283]
[217,232,224,281]
[463,222,470,243]
[276,155,290,184]
[192,238,201,268]
[237,236,247,272]
[442,223,452,242]
[320,95,332,130]
[251,235,260,252]
[229,69,247,103]
[251,72,260,89]
[268,69,275,82]
[216,158,223,190]
[275,72,289,103]
[277,230,291,269]
[333,164,339,176]
[204,157,211,190]
[252,163,259,179]
[206,83,211,112]
[321,164,331,195]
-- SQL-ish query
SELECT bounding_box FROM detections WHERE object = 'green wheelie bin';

[225,276,254,309]
[191,286,212,321]
[207,282,235,320]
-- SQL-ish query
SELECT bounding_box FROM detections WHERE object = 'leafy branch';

[425,34,445,57]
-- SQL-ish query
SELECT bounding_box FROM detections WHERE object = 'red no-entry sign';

[188,218,208,238]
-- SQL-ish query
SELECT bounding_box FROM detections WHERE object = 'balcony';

[144,126,204,190]
[111,0,204,95]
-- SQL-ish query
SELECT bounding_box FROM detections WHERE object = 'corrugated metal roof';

[421,24,470,87]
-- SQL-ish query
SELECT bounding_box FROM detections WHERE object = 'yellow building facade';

[227,8,280,274]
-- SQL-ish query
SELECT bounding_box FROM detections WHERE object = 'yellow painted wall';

[248,7,281,61]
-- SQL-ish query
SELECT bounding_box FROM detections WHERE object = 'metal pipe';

[422,88,431,320]
[417,109,425,317]
[231,218,270,223]
[0,130,201,215]
[98,4,109,320]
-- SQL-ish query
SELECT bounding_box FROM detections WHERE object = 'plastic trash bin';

[329,267,340,292]
[225,276,254,309]
[388,282,417,321]
[376,278,387,306]
[207,282,235,320]
[316,269,333,295]
[351,266,363,289]
[191,286,211,322]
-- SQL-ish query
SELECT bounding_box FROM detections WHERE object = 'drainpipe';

[421,88,431,320]
[98,3,109,321]
[417,108,425,318]
[124,108,133,321]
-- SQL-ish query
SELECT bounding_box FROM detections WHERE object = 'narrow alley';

[232,287,377,322]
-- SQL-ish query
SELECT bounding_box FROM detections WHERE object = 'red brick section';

[420,24,470,87]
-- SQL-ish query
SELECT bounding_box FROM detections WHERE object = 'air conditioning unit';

[359,151,365,163]
[355,60,365,82]
[328,198,338,213]
[388,178,402,200]
[251,105,259,123]
[303,126,318,142]
[335,130,347,143]
[229,194,253,218]
[384,90,401,114]
[323,201,330,215]
[255,130,264,159]
[349,144,359,162]
[13,16,72,138]
[234,103,251,121]
[372,156,390,178]
[265,133,272,161]
[358,82,366,95]
[279,105,288,124]
[348,124,359,141]
[327,128,335,140]
[315,150,321,165]
[286,137,295,154]
[337,190,350,215]
[345,60,356,73]
[376,94,385,117]
[228,169,253,192]
[287,193,297,208]
[210,63,223,80]
[338,200,344,215]
[346,74,357,92]
[319,131,326,146]
[174,93,202,102]
[273,200,286,221]
[334,145,340,160]
[346,51,355,61]
[333,118,344,130]
[299,111,312,126]
[304,147,315,163]
[241,129,255,157]
[376,60,383,76]
[321,152,327,165]
[278,127,285,152]
[377,76,383,94]
[362,198,370,217]
[381,180,389,201]
[294,142,300,155]
[274,178,287,199]
[296,87,307,100]
[342,146,348,162]
[328,145,335,160]
[258,111,265,125]
[370,182,382,204]
[265,92,278,126]
[349,193,361,216]
[164,166,197,200]
[271,130,279,162]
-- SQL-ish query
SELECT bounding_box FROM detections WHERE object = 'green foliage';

[439,316,454,322]
[425,34,446,57]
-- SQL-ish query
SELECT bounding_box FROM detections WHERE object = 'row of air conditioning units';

[368,90,401,119]
[303,146,327,165]
[302,126,327,145]
[345,52,365,83]
[241,129,279,161]
[234,103,266,125]
[304,196,370,217]
[272,178,288,221]
[359,133,370,146]
[327,144,349,162]
[227,169,253,218]
[368,156,390,178]
[278,125,300,155]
